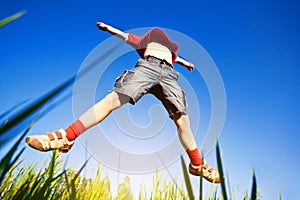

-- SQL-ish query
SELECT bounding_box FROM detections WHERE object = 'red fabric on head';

[186,148,203,166]
[65,119,87,141]
[146,28,178,52]
[126,28,179,63]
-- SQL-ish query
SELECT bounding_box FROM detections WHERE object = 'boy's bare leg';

[173,114,197,151]
[173,114,220,183]
[79,91,129,129]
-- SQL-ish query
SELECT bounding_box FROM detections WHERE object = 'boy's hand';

[96,22,108,31]
[187,62,195,71]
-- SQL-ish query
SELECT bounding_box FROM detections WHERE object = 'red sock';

[65,119,87,141]
[186,148,203,166]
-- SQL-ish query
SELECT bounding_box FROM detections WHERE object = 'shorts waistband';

[144,55,173,69]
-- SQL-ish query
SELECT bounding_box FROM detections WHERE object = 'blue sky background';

[1,0,299,199]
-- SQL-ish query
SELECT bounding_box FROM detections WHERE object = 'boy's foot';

[26,129,74,153]
[188,160,221,183]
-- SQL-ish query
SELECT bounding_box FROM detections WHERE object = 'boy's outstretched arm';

[175,56,195,71]
[96,22,128,41]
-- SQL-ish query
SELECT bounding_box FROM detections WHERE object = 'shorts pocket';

[182,90,188,108]
[114,70,134,87]
[169,71,180,81]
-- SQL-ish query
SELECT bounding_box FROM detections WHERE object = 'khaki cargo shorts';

[113,58,187,119]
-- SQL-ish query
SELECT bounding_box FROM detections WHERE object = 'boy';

[26,22,220,183]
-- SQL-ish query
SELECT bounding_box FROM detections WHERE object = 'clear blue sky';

[1,0,299,199]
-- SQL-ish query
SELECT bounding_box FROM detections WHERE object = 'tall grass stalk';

[0,10,27,28]
[250,170,257,200]
[0,78,73,137]
[0,100,29,123]
[199,166,203,200]
[216,141,228,200]
[180,155,194,199]
[278,192,282,200]
[0,123,33,185]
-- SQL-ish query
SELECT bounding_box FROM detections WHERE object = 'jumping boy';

[26,22,220,183]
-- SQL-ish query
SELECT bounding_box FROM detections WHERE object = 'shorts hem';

[112,89,137,105]
[169,111,188,120]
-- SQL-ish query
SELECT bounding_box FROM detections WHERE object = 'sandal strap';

[54,130,63,139]
[45,132,56,141]
[202,160,216,173]
[45,130,64,141]
[34,135,50,150]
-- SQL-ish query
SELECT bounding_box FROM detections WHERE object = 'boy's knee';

[173,114,190,129]
[103,92,128,110]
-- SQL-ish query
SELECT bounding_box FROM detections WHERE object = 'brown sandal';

[26,129,74,153]
[188,160,221,183]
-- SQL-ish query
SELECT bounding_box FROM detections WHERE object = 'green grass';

[0,149,248,200]
[1,151,187,200]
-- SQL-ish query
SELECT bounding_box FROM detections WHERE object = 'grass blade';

[0,77,74,137]
[199,156,204,200]
[199,172,203,200]
[68,156,91,199]
[0,123,32,184]
[278,192,282,200]
[226,170,232,200]
[180,155,194,200]
[250,169,257,200]
[0,10,27,28]
[0,99,29,120]
[0,147,25,185]
[32,150,61,199]
[216,141,227,200]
